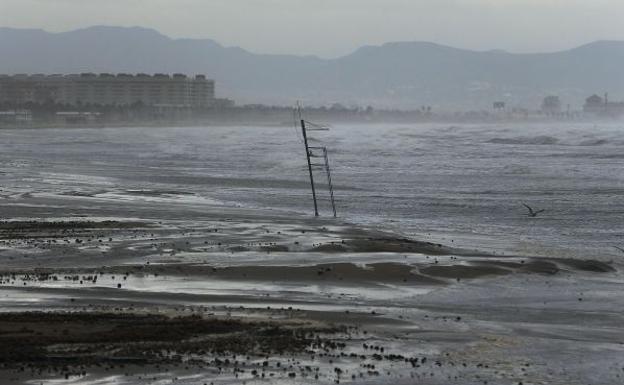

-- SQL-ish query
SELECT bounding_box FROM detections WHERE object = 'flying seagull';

[522,203,545,217]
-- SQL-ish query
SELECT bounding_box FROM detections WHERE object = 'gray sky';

[1,0,623,57]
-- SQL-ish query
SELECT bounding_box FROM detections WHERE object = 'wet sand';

[0,203,623,384]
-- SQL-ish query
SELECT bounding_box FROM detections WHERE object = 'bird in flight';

[614,246,624,253]
[522,203,545,217]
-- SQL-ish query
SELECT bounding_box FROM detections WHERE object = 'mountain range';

[1,26,623,109]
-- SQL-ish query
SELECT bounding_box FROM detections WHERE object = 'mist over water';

[1,122,623,259]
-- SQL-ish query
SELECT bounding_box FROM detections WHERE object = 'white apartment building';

[0,73,215,108]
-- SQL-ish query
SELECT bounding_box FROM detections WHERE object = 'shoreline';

[0,211,621,384]
[0,116,619,130]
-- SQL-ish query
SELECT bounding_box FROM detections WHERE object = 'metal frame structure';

[296,106,337,217]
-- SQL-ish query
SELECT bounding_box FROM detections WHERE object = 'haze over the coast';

[1,0,623,58]
[2,0,623,108]
[2,26,624,109]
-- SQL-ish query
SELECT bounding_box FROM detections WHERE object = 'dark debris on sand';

[0,312,342,367]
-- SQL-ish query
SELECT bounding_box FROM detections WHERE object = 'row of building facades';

[0,73,215,108]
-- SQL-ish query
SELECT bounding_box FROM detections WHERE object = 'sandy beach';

[1,124,623,384]
[0,206,622,385]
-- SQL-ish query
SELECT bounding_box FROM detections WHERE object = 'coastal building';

[55,111,103,125]
[583,93,624,117]
[0,109,32,124]
[541,95,562,115]
[0,73,215,108]
[493,101,506,111]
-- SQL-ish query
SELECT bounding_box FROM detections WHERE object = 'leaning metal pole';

[300,119,319,217]
[322,147,337,218]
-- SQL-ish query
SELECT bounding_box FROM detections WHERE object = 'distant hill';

[1,26,623,109]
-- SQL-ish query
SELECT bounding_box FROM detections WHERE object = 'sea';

[1,121,623,260]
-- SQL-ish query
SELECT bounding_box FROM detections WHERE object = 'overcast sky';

[1,0,623,57]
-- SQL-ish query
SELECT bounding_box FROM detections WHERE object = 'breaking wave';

[487,136,558,145]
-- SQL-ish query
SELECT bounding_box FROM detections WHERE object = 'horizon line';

[0,24,621,59]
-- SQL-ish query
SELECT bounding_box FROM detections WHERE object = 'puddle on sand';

[0,272,435,306]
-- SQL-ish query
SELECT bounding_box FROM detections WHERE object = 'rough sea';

[1,122,622,259]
